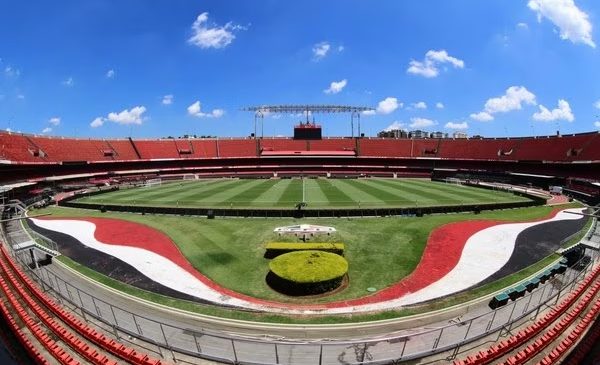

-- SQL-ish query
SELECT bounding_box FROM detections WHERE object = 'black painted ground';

[27,219,220,305]
[481,215,587,284]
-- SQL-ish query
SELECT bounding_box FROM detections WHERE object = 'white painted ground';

[30,208,584,314]
[394,208,584,305]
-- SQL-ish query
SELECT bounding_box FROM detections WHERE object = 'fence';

[2,215,598,365]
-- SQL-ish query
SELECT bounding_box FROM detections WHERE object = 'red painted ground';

[40,207,563,309]
[39,217,280,307]
[547,194,570,205]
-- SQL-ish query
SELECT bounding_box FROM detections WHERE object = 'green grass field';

[75,178,529,209]
[33,202,585,323]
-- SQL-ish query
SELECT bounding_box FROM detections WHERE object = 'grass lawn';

[74,177,529,209]
[29,202,586,324]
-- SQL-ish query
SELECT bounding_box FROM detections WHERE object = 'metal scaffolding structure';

[242,104,375,138]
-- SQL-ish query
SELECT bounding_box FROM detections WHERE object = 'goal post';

[445,177,462,185]
[183,173,196,181]
[144,178,162,188]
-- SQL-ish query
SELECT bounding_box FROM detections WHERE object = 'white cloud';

[384,121,405,131]
[187,101,201,115]
[445,121,469,130]
[426,50,465,68]
[470,112,494,121]
[90,117,104,128]
[435,102,445,109]
[4,66,20,78]
[211,109,225,118]
[595,121,600,128]
[41,127,52,134]
[312,42,331,60]
[107,106,147,125]
[48,117,60,126]
[532,99,574,122]
[90,106,147,128]
[337,45,345,52]
[528,0,595,48]
[62,77,74,87]
[407,49,465,78]
[162,94,174,105]
[16,94,25,100]
[412,101,427,109]
[5,128,11,132]
[377,97,401,114]
[517,22,529,30]
[593,99,600,109]
[471,86,537,121]
[362,97,403,116]
[484,86,537,113]
[409,117,436,129]
[187,101,224,118]
[106,69,115,78]
[188,12,246,49]
[323,79,347,94]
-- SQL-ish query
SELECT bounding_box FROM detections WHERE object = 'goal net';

[183,174,196,181]
[144,178,162,188]
[445,177,462,185]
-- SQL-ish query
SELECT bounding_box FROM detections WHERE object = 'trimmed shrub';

[264,242,344,258]
[267,251,348,296]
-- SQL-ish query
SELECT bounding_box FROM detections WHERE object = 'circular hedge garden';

[267,250,348,296]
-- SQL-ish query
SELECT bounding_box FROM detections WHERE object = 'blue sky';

[1,0,600,138]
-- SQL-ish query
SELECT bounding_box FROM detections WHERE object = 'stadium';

[2,2,600,364]
[1,103,599,364]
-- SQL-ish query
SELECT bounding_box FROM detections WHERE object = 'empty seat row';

[537,299,600,365]
[455,264,600,365]
[2,130,599,163]
[0,252,119,364]
[0,274,80,364]
[0,245,165,365]
[0,300,49,364]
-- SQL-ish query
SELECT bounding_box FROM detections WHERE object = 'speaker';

[100,205,106,213]
[207,210,215,219]
[416,210,423,217]
[473,207,481,214]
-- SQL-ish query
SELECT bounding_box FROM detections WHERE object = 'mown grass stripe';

[370,179,462,205]
[407,179,506,200]
[400,179,478,202]
[351,179,413,204]
[253,179,292,205]
[165,179,246,203]
[314,179,356,206]
[401,179,505,203]
[330,179,385,205]
[435,181,525,201]
[82,182,179,201]
[365,179,440,203]
[109,180,205,202]
[275,179,303,206]
[197,179,266,204]
[303,179,328,204]
[223,179,279,205]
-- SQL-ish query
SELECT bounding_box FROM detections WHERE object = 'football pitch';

[77,178,529,209]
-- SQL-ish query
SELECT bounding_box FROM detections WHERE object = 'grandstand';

[0,127,599,365]
[1,130,599,196]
